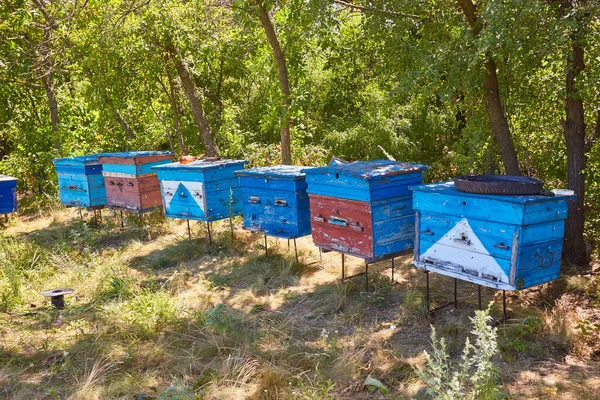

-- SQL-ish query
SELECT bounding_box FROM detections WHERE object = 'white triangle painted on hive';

[161,181,179,208]
[421,218,509,283]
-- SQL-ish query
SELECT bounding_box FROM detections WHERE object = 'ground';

[1,204,600,399]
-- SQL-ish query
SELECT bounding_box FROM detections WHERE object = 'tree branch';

[332,0,421,19]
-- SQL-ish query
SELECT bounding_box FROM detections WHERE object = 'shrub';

[415,306,503,399]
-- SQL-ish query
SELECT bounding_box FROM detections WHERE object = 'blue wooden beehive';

[412,181,572,290]
[235,165,312,239]
[303,160,427,259]
[53,155,106,210]
[153,158,248,221]
[0,175,18,214]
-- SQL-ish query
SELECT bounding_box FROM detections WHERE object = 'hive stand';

[319,246,410,291]
[422,271,509,320]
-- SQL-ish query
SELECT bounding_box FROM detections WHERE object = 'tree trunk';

[457,0,520,175]
[33,0,61,151]
[561,39,587,265]
[166,45,219,157]
[255,0,292,165]
[167,72,186,154]
[115,109,135,139]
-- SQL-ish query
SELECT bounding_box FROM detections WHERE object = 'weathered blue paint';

[0,175,18,214]
[303,160,427,202]
[54,155,106,209]
[235,165,312,238]
[153,158,248,222]
[412,181,573,290]
[305,160,427,259]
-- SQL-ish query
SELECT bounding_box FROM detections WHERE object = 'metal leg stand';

[319,248,322,261]
[264,235,268,257]
[120,210,124,229]
[294,238,298,263]
[78,208,83,221]
[425,271,430,313]
[478,285,482,310]
[365,261,369,291]
[454,278,458,308]
[341,253,345,281]
[207,222,212,245]
[503,290,507,320]
[187,219,191,239]
[287,239,290,251]
[391,258,395,283]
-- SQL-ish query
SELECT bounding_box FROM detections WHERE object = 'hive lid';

[98,151,173,158]
[0,174,17,182]
[153,158,248,171]
[411,181,576,204]
[235,165,312,179]
[302,160,427,181]
[53,154,100,165]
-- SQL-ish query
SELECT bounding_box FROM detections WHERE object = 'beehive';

[412,181,571,290]
[153,159,247,221]
[303,160,427,259]
[0,175,18,215]
[53,155,105,210]
[235,165,312,238]
[97,151,173,212]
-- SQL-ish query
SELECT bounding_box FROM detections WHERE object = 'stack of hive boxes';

[0,175,18,216]
[53,155,106,210]
[235,165,312,239]
[303,160,427,259]
[153,158,247,222]
[412,181,572,290]
[97,151,173,213]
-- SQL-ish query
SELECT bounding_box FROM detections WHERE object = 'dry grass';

[1,205,600,399]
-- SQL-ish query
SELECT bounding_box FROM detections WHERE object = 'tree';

[456,0,520,176]
[254,0,292,164]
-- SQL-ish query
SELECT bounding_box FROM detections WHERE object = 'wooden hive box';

[53,155,106,210]
[235,165,312,239]
[153,159,247,221]
[412,181,572,290]
[0,175,18,215]
[97,151,173,213]
[303,160,427,259]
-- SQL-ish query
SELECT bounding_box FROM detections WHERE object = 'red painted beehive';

[97,151,173,213]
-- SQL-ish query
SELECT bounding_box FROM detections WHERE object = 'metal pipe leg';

[207,222,212,245]
[230,217,234,242]
[341,253,345,282]
[454,278,458,308]
[187,219,191,239]
[294,238,298,263]
[120,210,124,229]
[319,248,322,261]
[365,261,369,291]
[503,290,507,320]
[78,208,83,221]
[425,271,430,313]
[264,235,268,257]
[478,285,482,310]
[391,258,395,282]
[287,239,290,251]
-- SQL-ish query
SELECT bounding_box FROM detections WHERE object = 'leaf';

[364,375,390,395]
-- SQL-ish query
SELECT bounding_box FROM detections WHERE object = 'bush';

[415,306,503,399]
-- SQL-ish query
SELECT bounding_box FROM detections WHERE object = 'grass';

[1,204,600,398]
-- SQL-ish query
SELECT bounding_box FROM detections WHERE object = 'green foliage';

[124,291,178,337]
[0,237,50,311]
[415,307,503,400]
